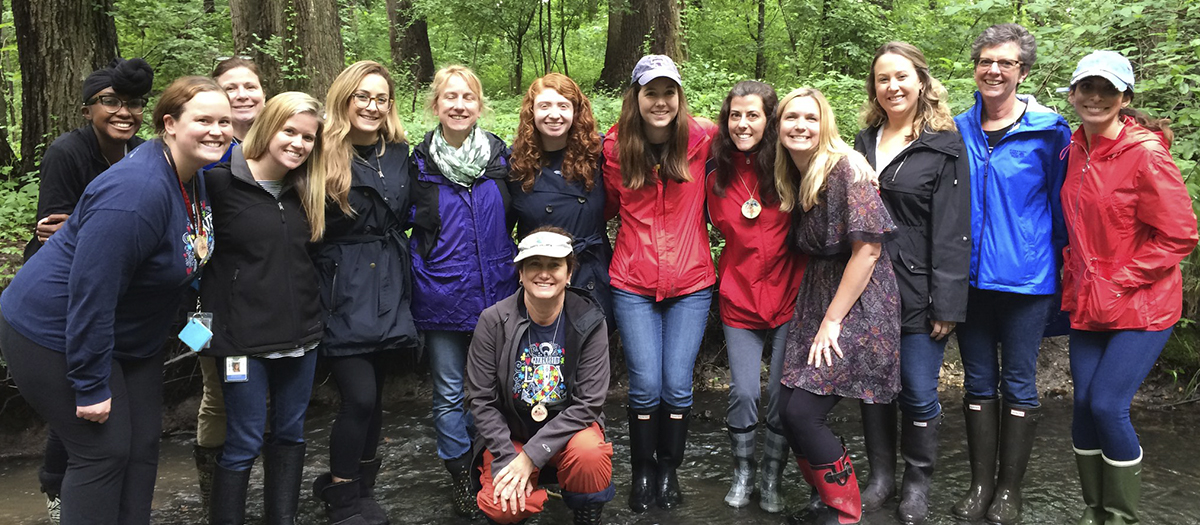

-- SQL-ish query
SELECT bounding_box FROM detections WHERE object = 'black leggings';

[0,314,163,525]
[778,386,844,465]
[328,353,386,479]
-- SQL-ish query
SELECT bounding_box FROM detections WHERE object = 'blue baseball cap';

[630,55,682,87]
[1071,50,1135,93]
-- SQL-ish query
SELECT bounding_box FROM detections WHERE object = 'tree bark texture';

[596,0,686,91]
[387,0,435,88]
[13,0,118,175]
[754,0,765,79]
[229,0,344,99]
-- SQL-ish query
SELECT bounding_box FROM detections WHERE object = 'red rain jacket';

[602,117,717,301]
[1061,118,1198,331]
[706,151,806,329]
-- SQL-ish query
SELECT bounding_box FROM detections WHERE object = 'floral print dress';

[781,156,902,403]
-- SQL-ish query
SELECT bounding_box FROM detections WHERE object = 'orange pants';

[477,422,613,523]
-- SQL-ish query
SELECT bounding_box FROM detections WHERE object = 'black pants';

[328,353,386,479]
[778,386,844,465]
[0,314,163,525]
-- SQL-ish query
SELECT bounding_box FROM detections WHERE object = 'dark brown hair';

[211,57,260,81]
[711,80,779,203]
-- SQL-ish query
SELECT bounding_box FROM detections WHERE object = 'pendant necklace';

[738,171,762,219]
[164,144,208,260]
[525,304,563,423]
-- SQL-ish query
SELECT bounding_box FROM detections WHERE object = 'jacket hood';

[415,127,509,179]
[854,124,963,162]
[962,92,1066,134]
[1069,115,1165,161]
[496,286,606,336]
[604,115,712,160]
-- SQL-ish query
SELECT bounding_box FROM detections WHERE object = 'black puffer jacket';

[199,146,323,357]
[854,126,972,333]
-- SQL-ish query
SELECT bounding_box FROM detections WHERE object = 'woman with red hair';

[508,73,611,319]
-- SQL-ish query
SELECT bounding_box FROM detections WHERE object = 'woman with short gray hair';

[951,23,1072,524]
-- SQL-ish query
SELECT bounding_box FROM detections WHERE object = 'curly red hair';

[510,73,602,192]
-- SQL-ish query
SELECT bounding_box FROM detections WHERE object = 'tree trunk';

[753,0,765,79]
[13,0,118,176]
[229,0,343,98]
[596,0,647,91]
[388,0,435,88]
[291,0,344,97]
[648,0,684,61]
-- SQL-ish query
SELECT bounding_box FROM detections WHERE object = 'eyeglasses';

[87,95,147,115]
[975,58,1023,72]
[215,55,254,63]
[351,92,391,109]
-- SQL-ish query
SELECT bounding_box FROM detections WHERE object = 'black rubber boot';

[627,406,659,513]
[859,402,897,512]
[313,473,370,525]
[358,458,390,525]
[193,445,221,520]
[572,501,605,525]
[725,424,757,508]
[263,442,306,525]
[897,415,940,524]
[38,467,64,525]
[210,465,251,525]
[656,404,691,510]
[444,452,479,518]
[951,396,999,519]
[985,404,1039,524]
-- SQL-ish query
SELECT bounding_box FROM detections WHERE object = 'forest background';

[0,0,1198,412]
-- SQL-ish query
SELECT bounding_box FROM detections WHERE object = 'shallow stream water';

[0,391,1197,524]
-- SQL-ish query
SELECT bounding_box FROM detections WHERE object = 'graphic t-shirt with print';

[512,308,570,427]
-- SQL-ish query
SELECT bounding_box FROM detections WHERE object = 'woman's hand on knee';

[77,398,111,424]
[493,452,535,514]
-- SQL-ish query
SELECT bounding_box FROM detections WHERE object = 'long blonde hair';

[323,61,407,215]
[243,92,326,241]
[774,88,874,212]
[859,42,956,139]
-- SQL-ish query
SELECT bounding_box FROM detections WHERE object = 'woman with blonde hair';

[410,64,517,517]
[311,61,416,525]
[774,87,900,525]
[200,91,326,525]
[851,41,971,524]
[509,73,611,319]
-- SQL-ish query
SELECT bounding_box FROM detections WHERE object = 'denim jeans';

[426,330,474,460]
[898,333,948,421]
[722,323,786,430]
[1069,328,1171,461]
[218,351,318,471]
[612,287,713,410]
[956,288,1054,407]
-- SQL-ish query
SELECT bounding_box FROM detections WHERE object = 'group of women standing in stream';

[0,20,1194,525]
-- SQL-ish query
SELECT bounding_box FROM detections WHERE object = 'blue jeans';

[613,287,713,410]
[956,288,1054,407]
[722,323,786,430]
[426,330,474,460]
[898,333,948,420]
[219,351,318,471]
[1069,328,1171,461]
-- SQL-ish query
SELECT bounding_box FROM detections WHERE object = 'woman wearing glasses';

[410,65,517,517]
[21,57,153,524]
[951,24,1072,525]
[311,61,417,525]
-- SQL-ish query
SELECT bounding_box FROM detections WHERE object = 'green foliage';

[112,0,233,89]
[0,169,36,288]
